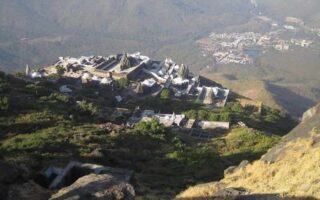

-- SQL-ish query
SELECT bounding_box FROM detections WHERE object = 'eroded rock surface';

[50,173,135,200]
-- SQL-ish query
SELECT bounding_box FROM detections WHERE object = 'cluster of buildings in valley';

[198,16,319,65]
[29,52,229,107]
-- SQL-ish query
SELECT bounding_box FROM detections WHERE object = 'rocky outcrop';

[48,161,134,190]
[302,103,320,122]
[262,103,320,163]
[50,173,135,200]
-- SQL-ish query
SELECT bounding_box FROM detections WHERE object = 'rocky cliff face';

[302,103,320,122]
[261,103,320,163]
[177,103,320,200]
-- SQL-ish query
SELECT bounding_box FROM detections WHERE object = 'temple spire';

[25,65,30,76]
[120,53,131,71]
[178,64,189,79]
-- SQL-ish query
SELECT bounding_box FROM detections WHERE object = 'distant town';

[198,16,320,65]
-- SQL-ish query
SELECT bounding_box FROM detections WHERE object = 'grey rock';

[49,161,134,190]
[302,104,320,122]
[50,173,135,200]
[224,166,237,176]
[214,187,248,197]
[238,160,249,169]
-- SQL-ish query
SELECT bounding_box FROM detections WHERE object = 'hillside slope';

[257,0,320,26]
[178,103,320,199]
[200,70,317,118]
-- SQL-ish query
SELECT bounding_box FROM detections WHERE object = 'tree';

[264,107,281,123]
[0,71,5,80]
[0,96,9,111]
[219,113,230,121]
[134,119,166,139]
[209,113,220,121]
[15,72,25,78]
[117,78,129,88]
[78,100,99,116]
[47,93,70,103]
[0,82,9,93]
[160,89,170,99]
[184,110,197,119]
[55,65,65,75]
[26,82,51,97]
[198,110,208,120]
[231,102,245,113]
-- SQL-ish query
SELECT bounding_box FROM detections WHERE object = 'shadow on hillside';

[178,194,317,200]
[199,76,223,87]
[266,82,316,118]
[222,151,264,166]
[0,122,55,139]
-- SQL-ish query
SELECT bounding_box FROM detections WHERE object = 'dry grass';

[177,130,320,199]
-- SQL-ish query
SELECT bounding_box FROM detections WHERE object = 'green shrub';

[222,102,244,113]
[0,71,5,79]
[0,82,9,93]
[45,93,70,103]
[216,127,280,155]
[219,112,230,121]
[160,89,170,99]
[47,73,62,80]
[26,82,51,97]
[134,119,166,140]
[198,110,208,120]
[184,109,198,119]
[208,113,220,121]
[117,78,129,88]
[0,96,9,111]
[184,109,230,122]
[15,72,25,78]
[55,65,65,74]
[77,100,99,116]
[230,102,245,113]
[263,107,282,123]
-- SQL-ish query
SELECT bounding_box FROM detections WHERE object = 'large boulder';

[50,173,135,200]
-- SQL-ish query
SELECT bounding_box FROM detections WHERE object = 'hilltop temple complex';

[33,52,230,107]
